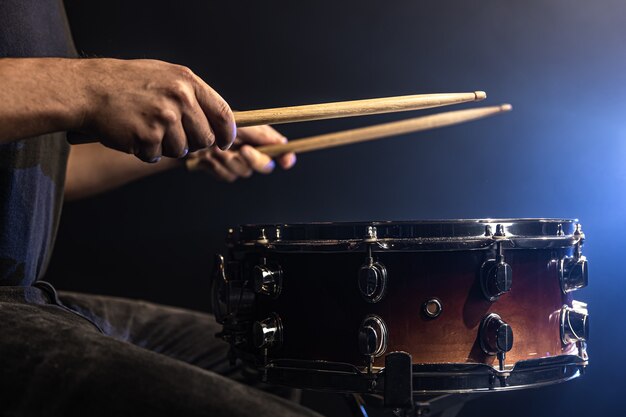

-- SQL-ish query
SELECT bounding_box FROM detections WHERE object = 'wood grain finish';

[249,247,577,370]
[233,91,486,127]
[253,105,511,158]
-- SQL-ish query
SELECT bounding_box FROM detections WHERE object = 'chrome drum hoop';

[232,219,584,252]
[259,355,587,395]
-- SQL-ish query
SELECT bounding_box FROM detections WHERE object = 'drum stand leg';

[345,393,480,417]
[409,394,481,417]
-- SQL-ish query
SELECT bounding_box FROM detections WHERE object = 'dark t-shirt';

[0,0,76,285]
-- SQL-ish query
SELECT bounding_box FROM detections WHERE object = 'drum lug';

[253,313,283,349]
[479,313,514,370]
[253,262,283,299]
[480,242,512,301]
[358,259,387,304]
[560,228,588,293]
[560,302,589,345]
[359,315,388,359]
[560,256,588,293]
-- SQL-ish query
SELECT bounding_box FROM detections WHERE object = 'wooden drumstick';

[233,91,486,127]
[185,104,511,170]
[66,91,486,144]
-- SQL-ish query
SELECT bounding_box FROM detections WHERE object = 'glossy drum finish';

[214,219,589,393]
[250,249,576,368]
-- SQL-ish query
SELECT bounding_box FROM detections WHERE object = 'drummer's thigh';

[58,291,229,371]
[0,302,320,417]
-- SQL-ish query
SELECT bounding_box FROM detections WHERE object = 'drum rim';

[232,218,583,251]
[239,218,578,227]
[260,354,587,395]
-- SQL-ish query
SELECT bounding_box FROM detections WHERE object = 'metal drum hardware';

[358,315,388,358]
[253,264,283,298]
[422,298,443,318]
[253,313,283,349]
[364,225,378,243]
[480,242,513,301]
[358,243,387,303]
[211,254,255,324]
[560,303,589,344]
[479,313,514,370]
[560,225,588,293]
[560,256,588,293]
[213,218,590,402]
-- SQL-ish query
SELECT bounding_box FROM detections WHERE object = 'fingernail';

[289,153,297,166]
[220,141,232,151]
[182,148,189,157]
[149,156,162,163]
[265,160,276,171]
[280,136,288,144]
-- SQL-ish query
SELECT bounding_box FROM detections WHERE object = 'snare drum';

[212,219,589,399]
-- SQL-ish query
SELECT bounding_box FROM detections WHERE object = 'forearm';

[0,58,88,143]
[0,57,236,162]
[65,144,182,201]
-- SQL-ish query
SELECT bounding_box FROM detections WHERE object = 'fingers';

[236,125,285,146]
[199,155,238,183]
[134,125,165,163]
[85,60,236,162]
[239,145,276,174]
[137,108,188,161]
[192,75,236,151]
[162,119,188,158]
[182,102,215,152]
[190,150,248,183]
[212,150,253,178]
[277,152,297,170]
[236,125,296,170]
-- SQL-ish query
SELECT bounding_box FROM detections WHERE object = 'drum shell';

[241,247,577,368]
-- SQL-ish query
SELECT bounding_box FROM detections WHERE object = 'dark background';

[46,0,626,416]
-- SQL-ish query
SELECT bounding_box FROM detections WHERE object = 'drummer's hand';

[78,58,236,162]
[186,125,296,182]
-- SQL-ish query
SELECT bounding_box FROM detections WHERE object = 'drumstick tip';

[474,91,487,100]
[500,103,513,111]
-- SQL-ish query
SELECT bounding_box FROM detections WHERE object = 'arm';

[65,125,297,201]
[0,57,236,159]
[0,58,87,143]
[64,143,181,201]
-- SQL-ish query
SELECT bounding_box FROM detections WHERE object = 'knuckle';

[158,108,179,124]
[168,81,195,108]
[175,64,195,80]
